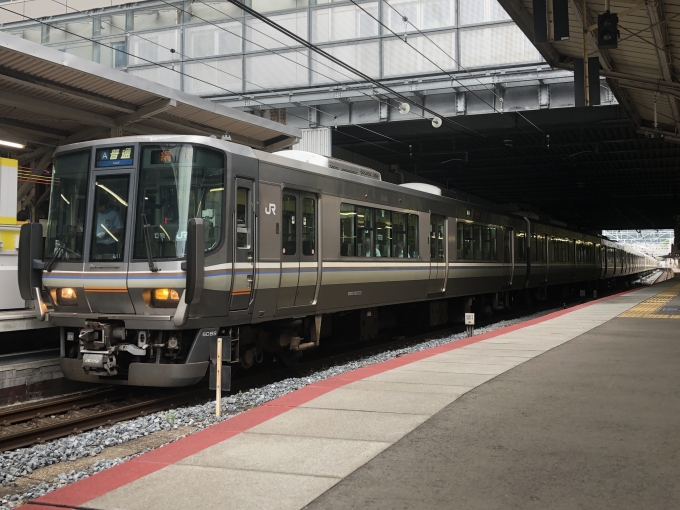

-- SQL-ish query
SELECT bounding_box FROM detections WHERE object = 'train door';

[230,179,255,311]
[87,170,136,314]
[502,227,513,287]
[428,214,446,294]
[277,189,318,308]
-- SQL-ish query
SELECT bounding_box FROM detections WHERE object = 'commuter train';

[17,135,656,387]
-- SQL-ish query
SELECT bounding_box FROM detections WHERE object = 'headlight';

[57,288,78,306]
[152,288,180,307]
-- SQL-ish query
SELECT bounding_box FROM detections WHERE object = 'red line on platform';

[34,287,641,509]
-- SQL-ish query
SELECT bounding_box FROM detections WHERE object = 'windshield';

[90,175,130,261]
[133,144,225,260]
[45,150,89,260]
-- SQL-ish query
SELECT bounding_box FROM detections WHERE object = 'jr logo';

[264,203,276,215]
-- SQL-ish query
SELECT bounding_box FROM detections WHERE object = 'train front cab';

[18,136,260,387]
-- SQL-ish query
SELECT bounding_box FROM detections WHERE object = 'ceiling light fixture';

[0,139,25,149]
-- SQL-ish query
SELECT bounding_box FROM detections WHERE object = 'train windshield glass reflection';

[133,144,225,260]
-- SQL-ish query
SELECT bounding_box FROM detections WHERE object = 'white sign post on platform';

[465,313,475,337]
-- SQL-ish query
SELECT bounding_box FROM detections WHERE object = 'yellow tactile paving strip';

[618,283,680,319]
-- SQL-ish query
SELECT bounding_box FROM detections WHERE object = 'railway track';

[0,321,455,453]
[0,388,207,452]
[0,286,632,453]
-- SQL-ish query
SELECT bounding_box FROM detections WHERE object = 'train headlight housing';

[57,288,78,306]
[152,288,180,307]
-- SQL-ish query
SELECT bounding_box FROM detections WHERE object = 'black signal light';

[597,11,618,50]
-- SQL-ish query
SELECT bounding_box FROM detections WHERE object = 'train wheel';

[279,349,301,368]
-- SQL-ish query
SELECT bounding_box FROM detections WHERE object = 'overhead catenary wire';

[186,0,473,136]
[160,0,435,141]
[375,0,546,139]
[0,5,406,157]
[225,0,486,138]
[55,0,411,152]
[46,0,407,152]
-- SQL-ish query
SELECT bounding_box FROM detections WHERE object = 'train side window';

[302,197,315,256]
[482,226,496,260]
[340,204,418,258]
[515,231,526,262]
[457,221,496,261]
[340,203,356,256]
[456,222,464,260]
[281,194,296,255]
[236,187,251,249]
[407,214,419,258]
[393,212,407,258]
[503,229,511,263]
[376,209,391,257]
[357,206,376,257]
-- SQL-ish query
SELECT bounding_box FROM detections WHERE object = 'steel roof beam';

[0,66,137,113]
[646,0,680,131]
[0,118,69,139]
[114,99,177,126]
[0,91,115,127]
[567,0,642,127]
[151,112,269,150]
[496,0,561,65]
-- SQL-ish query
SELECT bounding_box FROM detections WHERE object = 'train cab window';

[134,144,224,260]
[302,197,315,256]
[236,187,251,249]
[340,203,356,256]
[281,194,296,255]
[376,210,391,257]
[45,150,89,262]
[91,175,129,261]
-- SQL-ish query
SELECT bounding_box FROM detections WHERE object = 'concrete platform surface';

[26,282,677,510]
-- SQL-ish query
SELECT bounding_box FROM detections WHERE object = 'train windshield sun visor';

[44,150,90,264]
[133,144,225,261]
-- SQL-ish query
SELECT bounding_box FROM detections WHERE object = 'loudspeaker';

[574,57,601,107]
[553,0,570,40]
[533,0,548,43]
[598,11,618,49]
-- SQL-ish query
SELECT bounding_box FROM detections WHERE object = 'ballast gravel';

[0,307,561,509]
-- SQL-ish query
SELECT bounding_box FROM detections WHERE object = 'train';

[17,135,657,387]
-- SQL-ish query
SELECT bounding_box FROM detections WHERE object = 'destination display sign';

[96,146,134,167]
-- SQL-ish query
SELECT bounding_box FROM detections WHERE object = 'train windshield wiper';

[45,225,76,272]
[142,214,159,273]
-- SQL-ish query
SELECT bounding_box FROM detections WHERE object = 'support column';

[0,157,25,309]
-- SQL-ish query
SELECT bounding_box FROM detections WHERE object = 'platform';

[0,309,53,333]
[27,281,679,510]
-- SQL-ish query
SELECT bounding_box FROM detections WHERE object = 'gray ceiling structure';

[0,31,300,171]
[499,0,680,140]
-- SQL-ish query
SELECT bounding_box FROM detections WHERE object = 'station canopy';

[500,0,680,140]
[0,31,300,171]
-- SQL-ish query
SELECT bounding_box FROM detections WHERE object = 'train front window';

[45,150,90,260]
[133,144,224,260]
[90,176,129,261]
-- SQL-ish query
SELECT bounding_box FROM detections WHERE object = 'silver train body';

[18,136,656,387]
